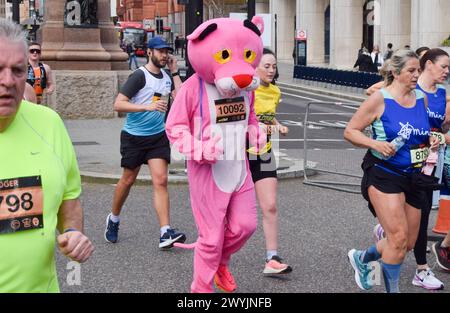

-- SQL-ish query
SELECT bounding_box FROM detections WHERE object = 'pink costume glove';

[202,135,224,164]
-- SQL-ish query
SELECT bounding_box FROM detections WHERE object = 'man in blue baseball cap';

[147,36,174,52]
[105,34,185,249]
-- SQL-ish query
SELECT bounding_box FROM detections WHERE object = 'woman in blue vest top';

[372,48,450,290]
[344,49,441,293]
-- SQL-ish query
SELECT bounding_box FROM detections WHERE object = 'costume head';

[187,17,264,98]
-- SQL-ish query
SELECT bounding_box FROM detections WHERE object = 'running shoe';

[412,268,444,290]
[373,224,386,243]
[214,264,237,293]
[263,255,292,275]
[432,240,450,271]
[104,213,120,243]
[159,228,186,249]
[347,249,374,290]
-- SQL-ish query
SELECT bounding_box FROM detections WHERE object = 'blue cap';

[147,37,173,52]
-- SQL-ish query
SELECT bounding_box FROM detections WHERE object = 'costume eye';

[244,49,256,63]
[213,49,232,64]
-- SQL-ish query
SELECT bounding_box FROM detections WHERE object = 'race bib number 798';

[0,176,44,234]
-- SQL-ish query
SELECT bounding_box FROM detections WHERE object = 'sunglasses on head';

[29,49,41,54]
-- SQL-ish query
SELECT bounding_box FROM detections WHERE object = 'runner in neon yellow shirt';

[0,18,94,292]
[246,48,292,275]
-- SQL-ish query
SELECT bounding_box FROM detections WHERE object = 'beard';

[151,55,166,69]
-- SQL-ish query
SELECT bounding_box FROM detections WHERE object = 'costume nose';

[233,74,253,88]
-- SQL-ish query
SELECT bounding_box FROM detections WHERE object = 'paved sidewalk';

[65,118,309,184]
[65,58,324,184]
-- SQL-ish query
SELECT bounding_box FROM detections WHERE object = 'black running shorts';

[120,130,171,169]
[361,164,426,217]
[247,149,277,183]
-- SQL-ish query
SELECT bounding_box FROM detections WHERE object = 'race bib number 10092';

[0,176,44,234]
[215,97,247,123]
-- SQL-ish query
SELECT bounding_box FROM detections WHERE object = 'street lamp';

[184,0,203,79]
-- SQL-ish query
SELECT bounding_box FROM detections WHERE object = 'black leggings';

[413,190,432,266]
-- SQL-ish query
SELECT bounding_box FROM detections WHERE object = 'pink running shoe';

[263,255,293,275]
[373,224,386,243]
[214,264,237,293]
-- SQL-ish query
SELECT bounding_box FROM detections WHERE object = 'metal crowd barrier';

[302,101,364,194]
[294,65,382,89]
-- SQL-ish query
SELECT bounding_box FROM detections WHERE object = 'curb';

[80,171,188,185]
[80,167,316,185]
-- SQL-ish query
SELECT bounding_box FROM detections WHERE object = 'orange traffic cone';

[434,196,450,234]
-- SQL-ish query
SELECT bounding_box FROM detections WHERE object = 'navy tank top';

[370,89,431,172]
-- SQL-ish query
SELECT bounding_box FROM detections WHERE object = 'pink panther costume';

[165,17,265,293]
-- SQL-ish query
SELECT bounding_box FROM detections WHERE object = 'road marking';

[272,139,347,142]
[276,112,353,116]
[281,92,359,111]
[280,88,360,105]
[281,91,326,102]
[279,83,362,100]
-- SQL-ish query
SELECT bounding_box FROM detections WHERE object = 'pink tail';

[174,241,197,249]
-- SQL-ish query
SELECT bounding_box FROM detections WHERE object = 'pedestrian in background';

[384,43,394,61]
[371,45,384,72]
[27,42,54,104]
[174,36,180,55]
[126,41,138,70]
[353,47,376,73]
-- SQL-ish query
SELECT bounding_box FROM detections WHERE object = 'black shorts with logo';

[361,153,426,217]
[120,130,171,169]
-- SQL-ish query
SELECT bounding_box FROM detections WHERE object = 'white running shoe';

[412,269,444,290]
[373,224,386,243]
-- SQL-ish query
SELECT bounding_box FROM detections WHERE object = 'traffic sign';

[143,19,152,30]
[296,29,307,40]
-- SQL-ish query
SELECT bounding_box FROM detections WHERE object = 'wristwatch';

[171,71,180,77]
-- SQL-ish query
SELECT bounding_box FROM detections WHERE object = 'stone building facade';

[263,0,450,69]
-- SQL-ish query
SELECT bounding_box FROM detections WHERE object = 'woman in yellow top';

[248,48,292,275]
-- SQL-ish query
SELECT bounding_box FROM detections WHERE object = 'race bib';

[410,145,429,165]
[430,131,446,145]
[0,176,44,234]
[215,97,246,123]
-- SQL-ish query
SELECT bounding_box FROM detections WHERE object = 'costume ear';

[251,16,264,35]
[187,23,218,41]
